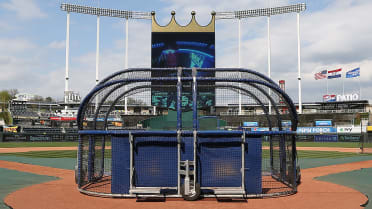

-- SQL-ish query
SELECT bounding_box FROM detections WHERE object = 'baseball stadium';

[1,1,372,209]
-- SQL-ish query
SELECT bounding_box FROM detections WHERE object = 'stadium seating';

[11,109,39,118]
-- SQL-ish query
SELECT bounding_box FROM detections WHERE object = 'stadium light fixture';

[215,3,306,19]
[60,3,151,19]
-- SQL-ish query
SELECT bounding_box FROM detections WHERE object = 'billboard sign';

[323,95,336,102]
[315,120,332,126]
[3,126,18,133]
[314,135,338,142]
[251,127,291,131]
[50,117,76,121]
[281,120,292,127]
[336,93,359,102]
[251,127,270,132]
[297,127,337,134]
[337,126,362,134]
[64,91,81,103]
[323,94,359,102]
[243,122,259,127]
[368,126,372,132]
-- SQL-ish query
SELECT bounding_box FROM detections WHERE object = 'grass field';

[0,141,361,148]
[262,141,360,148]
[1,149,371,159]
[0,150,77,158]
[0,142,78,148]
[296,142,360,148]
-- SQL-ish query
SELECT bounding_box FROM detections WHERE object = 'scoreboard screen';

[151,32,215,110]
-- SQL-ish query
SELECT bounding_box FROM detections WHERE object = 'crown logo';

[151,11,215,33]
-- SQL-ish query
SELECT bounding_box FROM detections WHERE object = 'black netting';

[77,68,298,198]
[79,135,112,194]
[361,132,372,154]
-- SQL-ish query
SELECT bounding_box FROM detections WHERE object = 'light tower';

[215,3,306,114]
[60,3,151,112]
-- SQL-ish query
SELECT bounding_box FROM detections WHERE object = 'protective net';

[76,68,298,198]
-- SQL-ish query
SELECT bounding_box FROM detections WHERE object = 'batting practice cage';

[76,67,300,200]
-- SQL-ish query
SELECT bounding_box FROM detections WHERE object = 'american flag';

[314,70,327,80]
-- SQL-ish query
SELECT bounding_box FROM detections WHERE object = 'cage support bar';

[192,68,198,130]
[177,67,182,130]
[177,130,181,196]
[129,132,134,193]
[241,131,246,192]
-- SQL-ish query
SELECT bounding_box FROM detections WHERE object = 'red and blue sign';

[323,94,336,102]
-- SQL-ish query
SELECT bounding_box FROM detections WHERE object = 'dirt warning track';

[0,159,371,209]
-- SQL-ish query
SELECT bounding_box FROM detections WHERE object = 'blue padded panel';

[181,137,194,161]
[198,137,242,187]
[134,136,178,187]
[244,137,262,194]
[111,136,130,194]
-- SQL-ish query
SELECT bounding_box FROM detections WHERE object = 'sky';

[0,0,371,103]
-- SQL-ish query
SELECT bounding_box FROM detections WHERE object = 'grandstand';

[1,127,78,142]
[10,100,39,119]
[2,90,371,146]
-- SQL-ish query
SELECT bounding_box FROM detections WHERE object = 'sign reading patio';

[336,93,359,102]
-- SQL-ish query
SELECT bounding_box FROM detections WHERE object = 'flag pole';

[326,69,329,95]
[358,66,361,99]
[342,68,345,95]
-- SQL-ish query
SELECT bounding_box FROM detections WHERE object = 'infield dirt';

[0,146,371,209]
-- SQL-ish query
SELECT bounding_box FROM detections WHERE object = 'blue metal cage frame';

[76,67,299,200]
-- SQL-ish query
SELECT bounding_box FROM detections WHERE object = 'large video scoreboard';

[151,12,216,110]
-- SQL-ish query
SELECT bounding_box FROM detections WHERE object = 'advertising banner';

[323,95,336,102]
[3,126,18,133]
[297,127,337,134]
[281,120,292,127]
[368,126,372,132]
[314,135,338,142]
[339,135,360,142]
[243,122,259,127]
[251,127,270,132]
[50,117,76,121]
[250,127,291,132]
[337,126,362,134]
[336,93,359,102]
[315,120,332,126]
